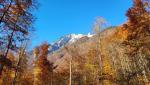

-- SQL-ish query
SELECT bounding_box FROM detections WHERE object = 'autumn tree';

[125,0,150,39]
[92,17,107,34]
[33,46,40,85]
[123,0,150,84]
[12,41,32,85]
[0,52,16,85]
[82,48,101,85]
[0,0,36,76]
[34,43,54,85]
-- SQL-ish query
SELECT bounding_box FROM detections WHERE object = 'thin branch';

[12,40,28,85]
[0,0,13,24]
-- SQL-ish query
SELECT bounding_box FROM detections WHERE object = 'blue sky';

[32,0,132,47]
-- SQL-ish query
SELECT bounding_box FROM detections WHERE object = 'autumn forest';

[0,0,150,85]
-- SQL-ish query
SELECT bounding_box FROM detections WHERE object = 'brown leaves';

[126,0,147,25]
[125,0,150,41]
[34,43,54,84]
[0,54,13,69]
[40,43,49,56]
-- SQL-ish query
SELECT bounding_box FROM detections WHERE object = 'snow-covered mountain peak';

[69,33,93,43]
[70,34,84,38]
[48,33,93,53]
[87,33,94,37]
[69,34,85,43]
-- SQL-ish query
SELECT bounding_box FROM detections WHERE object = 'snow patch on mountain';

[69,34,84,43]
[48,33,93,53]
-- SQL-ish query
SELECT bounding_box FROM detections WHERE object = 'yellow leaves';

[12,10,18,15]
[112,27,129,42]
[84,63,96,71]
[103,80,112,85]
[33,47,39,58]
[101,54,115,77]
[10,71,15,78]
[7,52,15,62]
[33,67,41,74]
[10,4,26,15]
[119,28,128,40]
[10,6,19,15]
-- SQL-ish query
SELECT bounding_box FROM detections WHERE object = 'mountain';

[48,28,117,72]
[48,33,93,53]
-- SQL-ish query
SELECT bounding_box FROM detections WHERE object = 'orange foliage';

[35,43,53,84]
[38,43,50,70]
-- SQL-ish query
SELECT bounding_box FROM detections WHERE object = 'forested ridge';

[0,0,150,85]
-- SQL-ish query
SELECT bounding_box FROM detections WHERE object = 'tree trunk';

[12,41,27,85]
[0,0,12,24]
[0,30,15,76]
[69,57,72,85]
